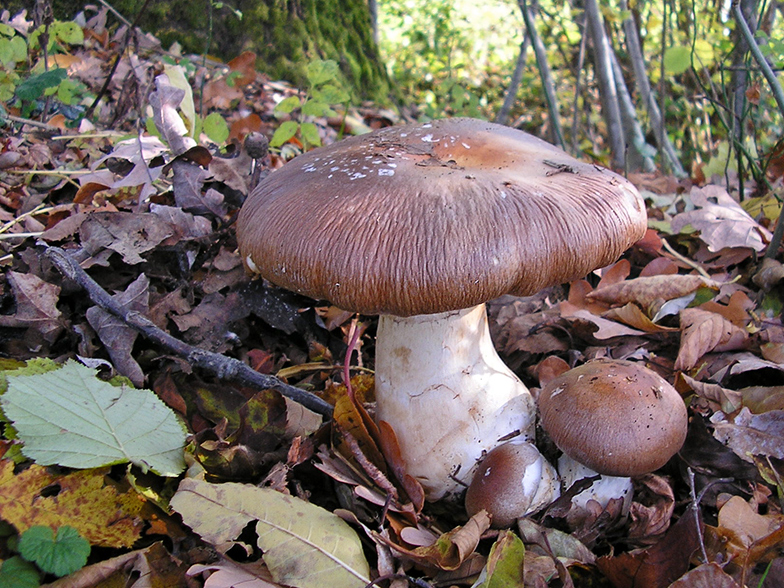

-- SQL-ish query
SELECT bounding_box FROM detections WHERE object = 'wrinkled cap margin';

[237,118,647,316]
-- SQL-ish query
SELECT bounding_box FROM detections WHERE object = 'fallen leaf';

[588,274,719,309]
[560,302,647,339]
[712,407,784,463]
[0,460,144,548]
[2,360,186,475]
[79,211,174,265]
[0,271,63,343]
[171,478,371,588]
[474,530,525,587]
[671,185,771,252]
[86,273,150,386]
[668,563,741,587]
[188,559,279,588]
[675,308,747,371]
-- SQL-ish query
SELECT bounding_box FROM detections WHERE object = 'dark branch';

[44,245,334,419]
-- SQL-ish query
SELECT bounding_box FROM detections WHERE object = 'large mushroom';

[236,118,647,500]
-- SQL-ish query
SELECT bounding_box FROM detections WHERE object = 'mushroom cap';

[237,118,647,317]
[538,359,688,477]
[464,439,560,527]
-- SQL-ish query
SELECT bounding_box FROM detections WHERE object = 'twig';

[686,467,709,564]
[661,238,712,280]
[43,244,334,418]
[2,114,62,130]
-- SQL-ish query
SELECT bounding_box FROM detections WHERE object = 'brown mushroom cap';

[464,439,559,527]
[237,118,646,317]
[538,359,688,477]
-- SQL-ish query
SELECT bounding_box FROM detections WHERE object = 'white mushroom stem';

[374,303,536,501]
[558,454,633,514]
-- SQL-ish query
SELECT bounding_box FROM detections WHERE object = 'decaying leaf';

[79,211,174,265]
[671,185,771,252]
[668,563,741,587]
[0,460,144,548]
[188,559,279,588]
[86,273,150,386]
[0,271,64,343]
[171,478,371,588]
[587,274,720,309]
[473,530,525,587]
[712,407,784,463]
[675,308,747,371]
[560,302,647,339]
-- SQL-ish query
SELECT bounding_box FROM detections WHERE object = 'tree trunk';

[620,0,686,177]
[519,0,565,149]
[610,52,656,172]
[495,37,530,126]
[584,0,626,169]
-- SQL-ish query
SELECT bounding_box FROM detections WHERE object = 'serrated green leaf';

[270,120,299,147]
[18,526,90,577]
[202,112,229,143]
[15,69,67,101]
[274,95,301,114]
[663,45,692,75]
[0,556,39,588]
[2,360,186,475]
[306,59,339,86]
[300,122,322,147]
[171,479,371,588]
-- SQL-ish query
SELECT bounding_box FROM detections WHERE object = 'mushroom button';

[236,118,647,501]
[465,439,560,528]
[538,359,688,509]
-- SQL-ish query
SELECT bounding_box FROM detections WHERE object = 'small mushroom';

[237,118,647,500]
[465,439,560,528]
[538,359,688,511]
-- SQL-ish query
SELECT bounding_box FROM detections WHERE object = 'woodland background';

[0,0,784,587]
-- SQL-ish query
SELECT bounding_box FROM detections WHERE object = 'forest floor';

[1,9,784,588]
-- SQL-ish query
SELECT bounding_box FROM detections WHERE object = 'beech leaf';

[675,308,747,371]
[587,274,719,309]
[2,360,186,475]
[171,478,371,588]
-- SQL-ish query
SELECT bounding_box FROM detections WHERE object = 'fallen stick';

[44,244,334,419]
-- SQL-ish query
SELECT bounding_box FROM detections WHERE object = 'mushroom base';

[374,303,536,501]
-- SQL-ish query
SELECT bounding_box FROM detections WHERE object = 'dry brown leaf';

[588,274,719,309]
[668,563,741,587]
[604,303,679,333]
[671,185,771,252]
[0,271,64,343]
[699,290,754,328]
[560,302,647,339]
[712,407,784,462]
[628,474,676,540]
[675,308,747,371]
[680,373,742,413]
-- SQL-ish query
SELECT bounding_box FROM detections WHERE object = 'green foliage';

[17,526,90,578]
[0,17,91,120]
[270,59,350,149]
[0,556,40,588]
[2,360,187,476]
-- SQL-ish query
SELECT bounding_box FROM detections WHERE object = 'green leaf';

[51,21,84,45]
[2,360,186,475]
[0,556,39,588]
[18,526,90,577]
[171,479,371,588]
[475,530,525,588]
[274,95,302,115]
[15,69,67,102]
[306,59,339,86]
[663,45,692,75]
[300,122,322,147]
[300,99,331,117]
[312,84,349,105]
[270,120,299,147]
[202,112,229,143]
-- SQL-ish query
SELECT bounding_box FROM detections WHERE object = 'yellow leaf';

[171,478,371,588]
[0,460,144,547]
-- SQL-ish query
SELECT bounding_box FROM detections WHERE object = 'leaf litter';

[1,7,784,588]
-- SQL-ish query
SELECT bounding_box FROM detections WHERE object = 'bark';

[519,0,566,149]
[610,52,656,173]
[584,0,626,169]
[495,37,531,126]
[620,0,687,177]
